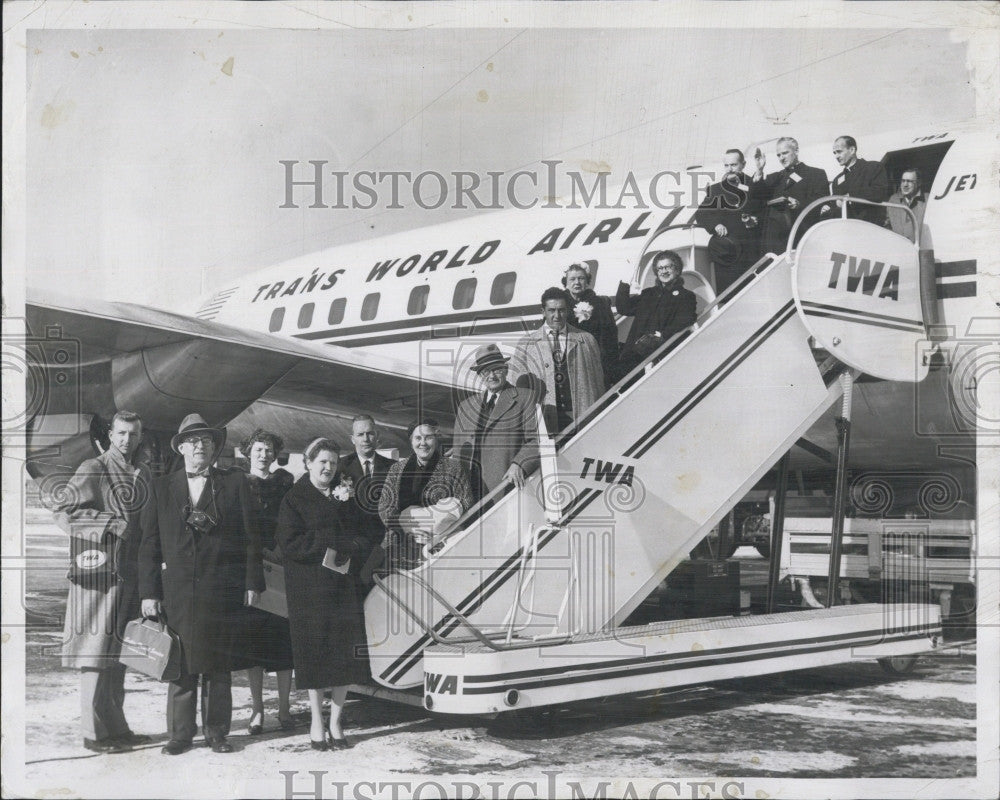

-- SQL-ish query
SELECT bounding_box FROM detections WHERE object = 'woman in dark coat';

[615,249,698,379]
[564,262,619,390]
[240,429,295,735]
[275,438,368,750]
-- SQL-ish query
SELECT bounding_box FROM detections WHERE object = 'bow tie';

[186,470,209,479]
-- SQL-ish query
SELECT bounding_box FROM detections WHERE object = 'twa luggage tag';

[792,218,927,382]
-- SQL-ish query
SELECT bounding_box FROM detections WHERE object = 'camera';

[185,508,217,534]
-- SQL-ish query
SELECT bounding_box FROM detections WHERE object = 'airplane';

[22,120,989,487]
[17,119,994,702]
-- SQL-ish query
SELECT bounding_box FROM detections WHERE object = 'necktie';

[550,330,563,362]
[550,330,572,425]
[364,460,372,478]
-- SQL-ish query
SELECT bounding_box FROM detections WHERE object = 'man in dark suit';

[693,148,764,293]
[823,135,890,226]
[749,136,829,254]
[139,413,263,756]
[338,414,394,590]
[452,344,540,503]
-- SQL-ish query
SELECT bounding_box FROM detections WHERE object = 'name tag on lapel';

[788,173,802,184]
[835,174,845,185]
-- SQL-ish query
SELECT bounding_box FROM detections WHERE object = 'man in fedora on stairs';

[452,344,541,504]
[138,413,263,755]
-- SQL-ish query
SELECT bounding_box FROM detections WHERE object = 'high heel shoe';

[326,731,353,750]
[310,737,330,751]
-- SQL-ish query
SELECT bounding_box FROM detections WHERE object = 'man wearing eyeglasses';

[885,168,926,243]
[452,344,540,503]
[138,413,263,756]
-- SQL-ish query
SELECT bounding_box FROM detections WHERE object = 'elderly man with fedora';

[452,344,541,503]
[138,413,263,755]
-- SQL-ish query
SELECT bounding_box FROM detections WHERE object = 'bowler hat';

[469,344,511,373]
[707,234,742,269]
[170,413,227,454]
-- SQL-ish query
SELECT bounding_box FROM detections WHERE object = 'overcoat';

[274,474,368,689]
[885,191,927,243]
[338,451,395,577]
[567,290,619,389]
[452,383,540,495]
[244,468,295,672]
[615,279,698,349]
[749,161,829,253]
[830,158,891,225]
[138,467,264,674]
[512,324,605,426]
[378,454,473,532]
[52,448,151,669]
[694,171,765,277]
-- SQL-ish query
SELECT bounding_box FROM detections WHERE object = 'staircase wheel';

[878,654,918,675]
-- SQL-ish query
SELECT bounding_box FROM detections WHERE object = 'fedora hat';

[170,413,227,454]
[469,343,510,373]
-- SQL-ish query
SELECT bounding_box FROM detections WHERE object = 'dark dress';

[275,474,369,689]
[567,289,619,389]
[244,469,295,672]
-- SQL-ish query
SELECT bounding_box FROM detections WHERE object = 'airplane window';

[268,307,285,332]
[298,302,315,329]
[328,297,346,325]
[408,285,430,316]
[490,272,517,305]
[453,278,477,310]
[361,292,380,321]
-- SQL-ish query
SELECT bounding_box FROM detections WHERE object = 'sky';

[15,4,989,311]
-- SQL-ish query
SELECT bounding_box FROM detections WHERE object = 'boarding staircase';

[366,200,928,689]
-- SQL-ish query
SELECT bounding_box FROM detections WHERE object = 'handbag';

[119,617,182,681]
[66,519,120,586]
[250,558,288,618]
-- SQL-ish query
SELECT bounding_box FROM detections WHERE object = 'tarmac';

[4,515,981,799]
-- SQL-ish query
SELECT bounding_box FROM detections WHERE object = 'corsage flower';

[574,300,594,322]
[332,477,354,502]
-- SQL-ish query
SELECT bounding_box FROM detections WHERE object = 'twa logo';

[76,550,107,569]
[424,672,459,695]
[827,251,899,301]
[580,457,635,486]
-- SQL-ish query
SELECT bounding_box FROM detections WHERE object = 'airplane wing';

[24,289,469,459]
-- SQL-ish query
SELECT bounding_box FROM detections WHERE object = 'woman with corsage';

[563,262,619,389]
[276,438,368,750]
[240,428,295,736]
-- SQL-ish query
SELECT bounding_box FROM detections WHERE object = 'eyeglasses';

[182,436,214,447]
